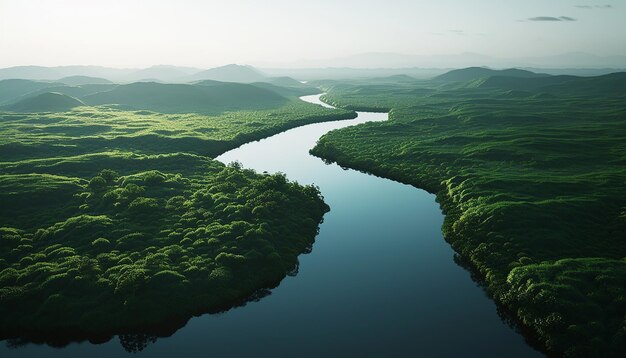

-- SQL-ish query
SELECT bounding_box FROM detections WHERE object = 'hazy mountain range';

[1,52,625,83]
[0,64,265,83]
[2,66,625,114]
[257,52,626,69]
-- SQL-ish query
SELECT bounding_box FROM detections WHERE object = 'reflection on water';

[1,94,543,357]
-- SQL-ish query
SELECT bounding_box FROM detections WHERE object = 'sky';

[0,0,624,68]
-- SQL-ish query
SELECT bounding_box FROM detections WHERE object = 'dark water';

[1,94,542,357]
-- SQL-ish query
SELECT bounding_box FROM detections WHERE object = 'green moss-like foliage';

[0,93,353,344]
[310,73,626,357]
[0,164,328,337]
[6,92,84,112]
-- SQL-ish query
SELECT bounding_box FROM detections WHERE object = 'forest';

[0,78,355,344]
[310,69,626,358]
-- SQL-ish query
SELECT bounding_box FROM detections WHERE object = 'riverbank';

[0,95,353,346]
[310,81,626,357]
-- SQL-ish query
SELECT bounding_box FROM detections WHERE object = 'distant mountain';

[368,74,417,83]
[266,76,306,87]
[259,51,626,69]
[0,79,61,104]
[0,66,62,80]
[51,66,135,80]
[188,64,267,83]
[6,84,117,104]
[515,52,626,69]
[261,52,493,69]
[58,76,113,85]
[124,65,201,83]
[83,81,287,113]
[0,66,135,81]
[475,72,626,97]
[4,92,85,112]
[522,67,626,77]
[261,67,449,80]
[250,82,319,97]
[434,67,548,82]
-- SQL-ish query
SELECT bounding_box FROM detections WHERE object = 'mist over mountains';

[1,51,625,83]
[258,52,626,69]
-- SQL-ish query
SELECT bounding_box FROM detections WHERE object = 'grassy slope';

[0,99,355,160]
[5,92,85,112]
[0,91,355,344]
[310,75,626,357]
[82,81,287,114]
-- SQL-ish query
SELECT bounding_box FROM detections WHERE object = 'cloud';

[575,4,612,9]
[527,16,577,22]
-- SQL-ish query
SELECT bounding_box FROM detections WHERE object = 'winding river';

[1,94,542,357]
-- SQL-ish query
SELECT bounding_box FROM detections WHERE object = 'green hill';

[370,74,417,83]
[58,75,114,85]
[83,81,287,113]
[188,64,267,83]
[125,65,199,82]
[6,84,117,104]
[434,67,547,82]
[0,79,61,104]
[0,66,63,80]
[250,82,319,97]
[249,77,319,97]
[476,72,626,96]
[266,76,305,87]
[5,92,85,112]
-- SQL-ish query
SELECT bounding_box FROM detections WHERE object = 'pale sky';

[0,0,624,68]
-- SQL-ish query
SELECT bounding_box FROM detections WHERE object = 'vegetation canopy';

[0,79,354,346]
[310,69,626,358]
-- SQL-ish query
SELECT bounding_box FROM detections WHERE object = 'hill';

[247,76,319,97]
[0,79,63,104]
[368,74,417,83]
[0,66,63,80]
[188,64,267,83]
[124,65,200,82]
[476,72,626,96]
[5,84,117,104]
[250,82,319,97]
[83,81,287,113]
[58,75,114,85]
[266,76,305,87]
[4,92,85,112]
[434,67,547,82]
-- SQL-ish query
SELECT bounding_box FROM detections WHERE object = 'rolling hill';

[188,64,267,83]
[475,72,626,96]
[250,82,319,97]
[0,79,64,104]
[5,84,117,104]
[58,76,114,85]
[124,65,201,82]
[434,67,548,82]
[0,66,63,81]
[247,76,319,97]
[266,76,306,87]
[4,92,85,112]
[83,81,287,113]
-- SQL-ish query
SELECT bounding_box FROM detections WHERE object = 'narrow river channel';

[1,94,542,357]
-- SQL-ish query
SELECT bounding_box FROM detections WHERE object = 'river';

[1,94,542,357]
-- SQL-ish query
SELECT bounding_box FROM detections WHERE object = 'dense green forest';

[310,70,626,357]
[0,79,355,343]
